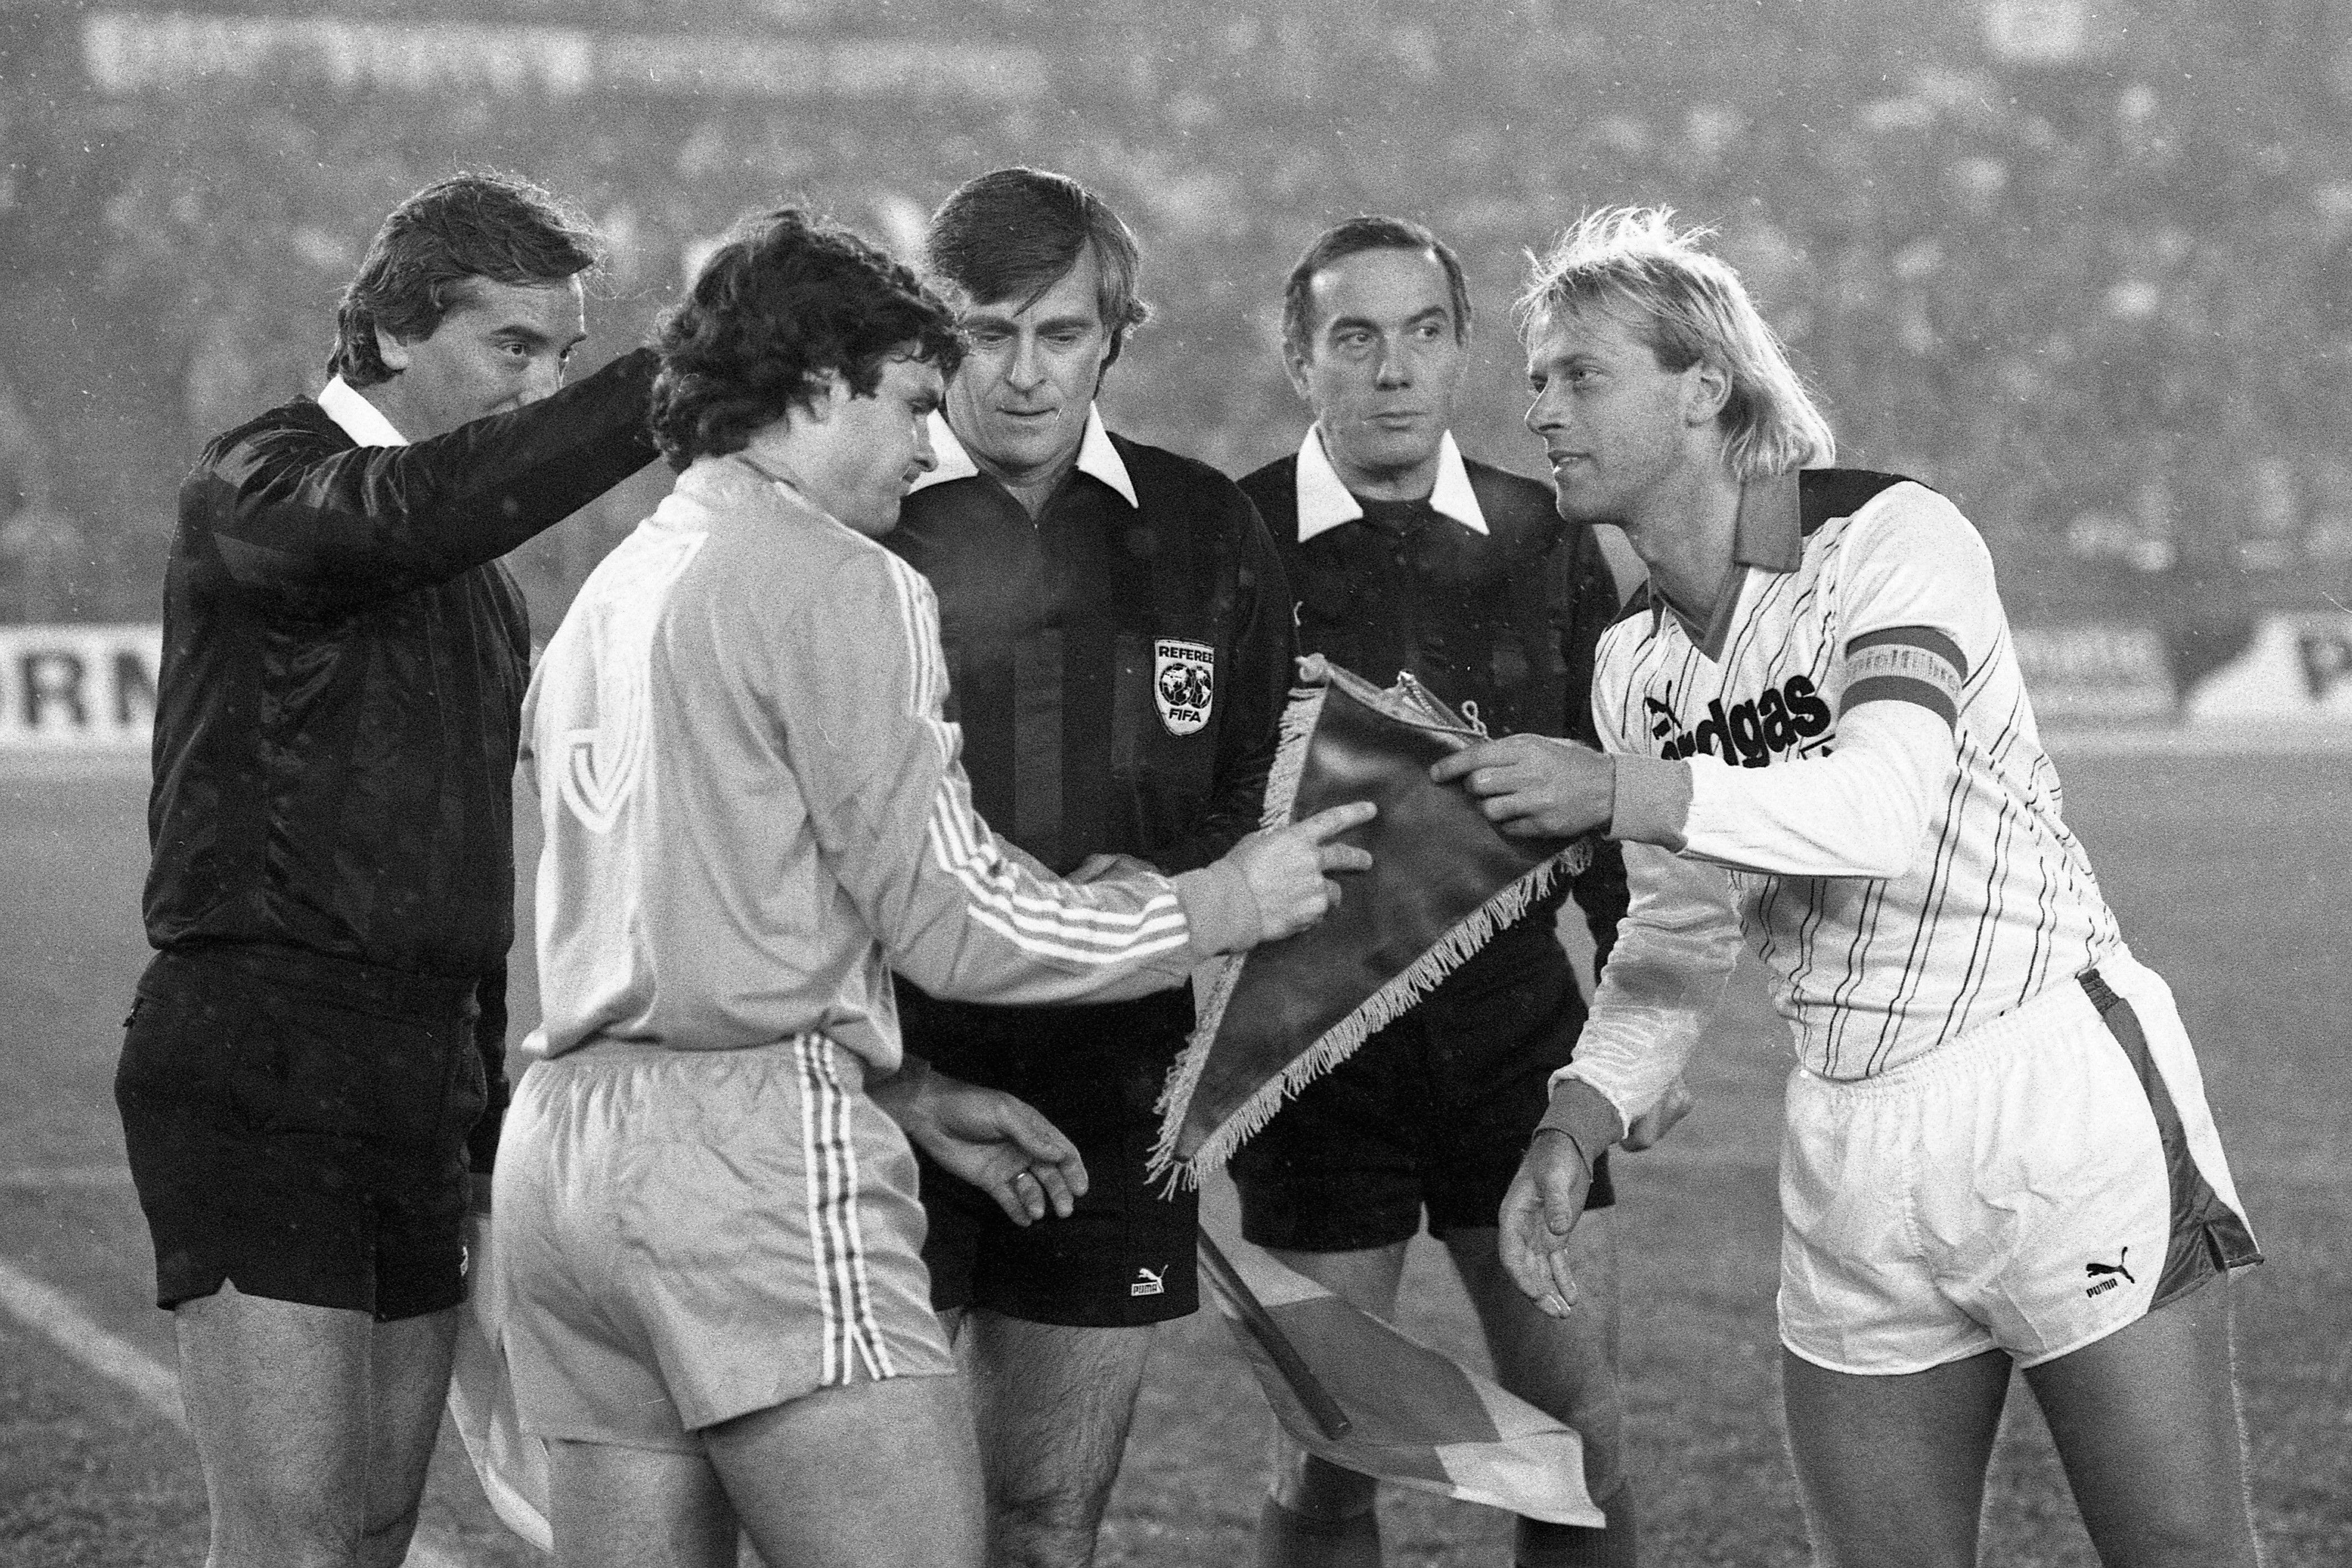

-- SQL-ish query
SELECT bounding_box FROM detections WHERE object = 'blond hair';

[1515,207,1834,480]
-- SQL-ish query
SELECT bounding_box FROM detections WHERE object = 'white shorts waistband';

[1796,946,2138,1100]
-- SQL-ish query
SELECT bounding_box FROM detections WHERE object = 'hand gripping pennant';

[1151,660,1591,1185]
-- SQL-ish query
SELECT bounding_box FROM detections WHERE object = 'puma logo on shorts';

[2084,1247,2135,1296]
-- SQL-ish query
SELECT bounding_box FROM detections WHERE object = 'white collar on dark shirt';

[315,376,409,447]
[1292,424,1487,544]
[908,407,1139,509]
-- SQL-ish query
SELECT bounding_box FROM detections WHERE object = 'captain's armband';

[1840,628,1966,726]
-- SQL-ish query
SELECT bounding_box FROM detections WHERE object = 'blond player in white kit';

[1431,208,2262,1568]
[492,210,1373,1568]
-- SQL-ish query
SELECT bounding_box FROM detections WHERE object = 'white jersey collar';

[1294,425,1487,544]
[909,405,1138,510]
[316,375,409,447]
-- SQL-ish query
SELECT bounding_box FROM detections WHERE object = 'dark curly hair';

[650,209,964,472]
[329,171,598,387]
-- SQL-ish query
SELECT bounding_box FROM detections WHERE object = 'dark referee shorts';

[908,993,1198,1329]
[114,945,486,1322]
[1232,925,1613,1254]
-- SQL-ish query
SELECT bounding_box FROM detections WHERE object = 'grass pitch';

[2,747,2346,1566]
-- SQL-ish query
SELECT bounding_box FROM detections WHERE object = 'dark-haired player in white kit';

[497,209,1372,1568]
[1436,207,2262,1568]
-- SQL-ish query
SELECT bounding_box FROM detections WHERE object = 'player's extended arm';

[1609,491,1989,878]
[1609,670,1958,879]
[198,347,659,610]
[1437,640,1961,881]
[1500,842,1741,1313]
[785,552,1371,1010]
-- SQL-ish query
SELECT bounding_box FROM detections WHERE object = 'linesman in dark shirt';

[117,174,660,1568]
[886,167,1295,1568]
[1231,217,1656,1568]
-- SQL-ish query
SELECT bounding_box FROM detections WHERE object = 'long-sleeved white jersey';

[1562,468,2123,1131]
[519,455,1257,1071]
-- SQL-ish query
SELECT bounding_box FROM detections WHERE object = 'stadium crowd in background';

[5,0,2352,632]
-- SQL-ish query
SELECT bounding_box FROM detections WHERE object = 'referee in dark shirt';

[885,168,1294,1568]
[117,174,658,1568]
[1231,217,1648,1568]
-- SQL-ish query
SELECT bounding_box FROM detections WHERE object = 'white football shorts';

[1777,949,2259,1374]
[494,1034,955,1450]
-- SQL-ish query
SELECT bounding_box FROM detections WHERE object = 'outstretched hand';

[872,1064,1089,1227]
[1498,1131,1596,1317]
[1225,800,1377,942]
[1429,733,1615,840]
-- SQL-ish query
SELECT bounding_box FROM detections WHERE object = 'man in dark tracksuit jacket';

[884,168,1294,1568]
[116,174,659,1568]
[1231,217,1647,1568]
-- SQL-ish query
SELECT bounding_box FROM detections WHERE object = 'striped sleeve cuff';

[1173,861,1263,957]
[1608,754,1692,851]
[1534,1076,1628,1163]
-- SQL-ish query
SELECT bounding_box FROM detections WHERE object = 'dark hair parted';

[329,172,597,387]
[1282,215,1473,362]
[923,167,1150,371]
[648,209,964,472]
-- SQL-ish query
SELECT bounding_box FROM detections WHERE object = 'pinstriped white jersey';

[1594,471,2122,1078]
[522,454,1209,1071]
